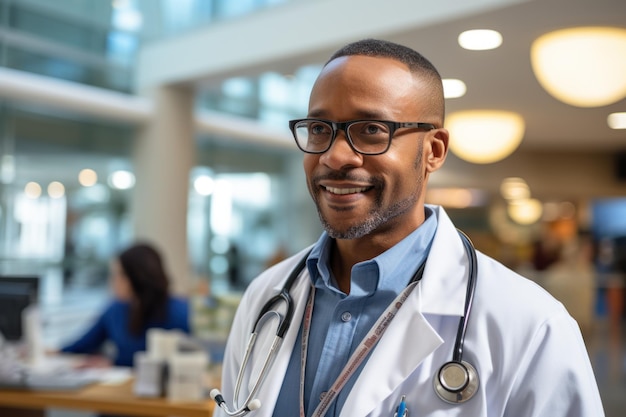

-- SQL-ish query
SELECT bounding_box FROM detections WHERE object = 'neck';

[329,236,396,294]
[327,212,427,294]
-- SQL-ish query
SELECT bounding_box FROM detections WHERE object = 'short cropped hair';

[326,39,445,122]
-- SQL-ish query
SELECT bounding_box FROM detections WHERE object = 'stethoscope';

[211,230,479,416]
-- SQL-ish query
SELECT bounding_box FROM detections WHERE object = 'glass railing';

[0,0,136,92]
[0,0,294,93]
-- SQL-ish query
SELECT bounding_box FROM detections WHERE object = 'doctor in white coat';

[213,39,604,417]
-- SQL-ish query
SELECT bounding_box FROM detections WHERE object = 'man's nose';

[319,130,362,168]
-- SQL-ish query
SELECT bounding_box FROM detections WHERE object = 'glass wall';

[0,0,311,298]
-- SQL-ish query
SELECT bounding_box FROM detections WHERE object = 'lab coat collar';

[419,205,470,317]
[261,207,470,417]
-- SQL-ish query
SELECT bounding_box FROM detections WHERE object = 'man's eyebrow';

[307,110,389,120]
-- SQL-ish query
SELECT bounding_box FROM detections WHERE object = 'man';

[213,39,604,417]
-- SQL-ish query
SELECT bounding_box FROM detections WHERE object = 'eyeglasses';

[289,118,436,155]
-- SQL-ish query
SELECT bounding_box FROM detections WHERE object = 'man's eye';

[310,123,330,135]
[365,124,382,134]
[358,122,389,136]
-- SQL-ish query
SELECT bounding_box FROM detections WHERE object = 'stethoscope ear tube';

[211,250,312,416]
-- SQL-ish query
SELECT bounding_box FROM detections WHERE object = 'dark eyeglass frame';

[288,118,436,155]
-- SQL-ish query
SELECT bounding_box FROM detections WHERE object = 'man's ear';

[426,128,449,173]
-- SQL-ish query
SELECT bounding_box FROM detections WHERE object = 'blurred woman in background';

[60,242,190,367]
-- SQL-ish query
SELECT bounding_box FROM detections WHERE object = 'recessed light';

[458,29,503,51]
[608,112,626,129]
[442,79,467,99]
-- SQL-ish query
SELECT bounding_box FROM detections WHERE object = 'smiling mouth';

[324,186,372,195]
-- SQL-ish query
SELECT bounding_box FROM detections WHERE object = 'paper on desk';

[77,367,133,385]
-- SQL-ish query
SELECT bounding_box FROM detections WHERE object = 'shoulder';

[469,250,578,356]
[468,252,602,414]
[167,296,190,314]
[163,296,191,331]
[103,299,129,316]
[230,247,312,331]
[475,251,564,318]
[244,246,312,297]
[168,296,189,307]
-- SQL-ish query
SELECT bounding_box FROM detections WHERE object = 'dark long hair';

[118,242,170,335]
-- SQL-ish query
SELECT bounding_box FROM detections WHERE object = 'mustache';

[312,170,381,186]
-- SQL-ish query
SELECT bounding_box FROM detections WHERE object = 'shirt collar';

[306,207,437,296]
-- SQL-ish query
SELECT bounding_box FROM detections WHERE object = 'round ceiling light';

[447,110,525,164]
[531,26,626,107]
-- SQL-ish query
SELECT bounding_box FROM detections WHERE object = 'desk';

[0,379,214,417]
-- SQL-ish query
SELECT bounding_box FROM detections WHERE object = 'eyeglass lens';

[294,120,392,154]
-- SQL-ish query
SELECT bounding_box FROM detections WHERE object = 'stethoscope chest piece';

[433,360,479,404]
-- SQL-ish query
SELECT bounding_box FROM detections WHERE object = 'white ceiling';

[385,0,626,152]
[4,0,626,196]
[318,0,623,152]
[154,0,625,153]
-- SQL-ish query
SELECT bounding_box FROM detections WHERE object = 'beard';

[310,142,425,240]
[316,184,422,239]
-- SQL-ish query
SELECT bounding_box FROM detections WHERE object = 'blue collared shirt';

[274,207,437,416]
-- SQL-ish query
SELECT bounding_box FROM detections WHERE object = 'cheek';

[112,276,132,300]
[382,150,424,191]
[303,155,317,172]
[303,155,319,186]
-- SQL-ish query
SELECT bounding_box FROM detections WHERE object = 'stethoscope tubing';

[221,251,310,415]
[216,231,479,414]
[453,230,478,362]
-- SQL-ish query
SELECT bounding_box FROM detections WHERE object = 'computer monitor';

[0,275,39,342]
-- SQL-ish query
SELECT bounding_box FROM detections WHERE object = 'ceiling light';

[458,29,503,51]
[442,79,467,99]
[79,169,98,187]
[531,27,626,107]
[24,182,42,199]
[109,170,135,190]
[48,181,65,199]
[194,175,215,196]
[500,177,530,200]
[447,110,525,164]
[508,198,543,225]
[608,112,626,129]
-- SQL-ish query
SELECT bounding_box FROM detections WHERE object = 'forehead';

[309,55,426,119]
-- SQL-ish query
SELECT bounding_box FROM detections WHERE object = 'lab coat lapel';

[420,206,469,317]
[341,206,469,417]
[341,285,443,417]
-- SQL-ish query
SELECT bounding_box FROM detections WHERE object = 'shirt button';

[341,311,352,322]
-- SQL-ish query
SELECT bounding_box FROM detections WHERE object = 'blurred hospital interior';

[0,0,625,416]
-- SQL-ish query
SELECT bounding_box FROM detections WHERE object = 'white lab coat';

[215,206,604,417]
